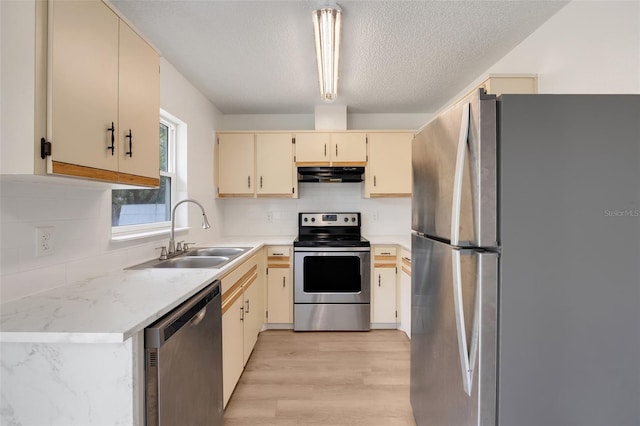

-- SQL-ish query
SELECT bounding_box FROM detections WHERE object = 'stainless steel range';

[293,212,371,331]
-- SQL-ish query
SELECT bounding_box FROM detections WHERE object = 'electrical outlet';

[266,212,274,223]
[373,212,379,222]
[35,226,55,257]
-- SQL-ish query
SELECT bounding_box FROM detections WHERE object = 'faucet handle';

[183,242,196,251]
[156,246,168,260]
[176,241,184,252]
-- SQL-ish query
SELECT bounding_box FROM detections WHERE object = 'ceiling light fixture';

[312,5,341,102]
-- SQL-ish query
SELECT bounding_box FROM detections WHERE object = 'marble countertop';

[0,241,278,344]
[366,234,411,253]
[0,234,413,344]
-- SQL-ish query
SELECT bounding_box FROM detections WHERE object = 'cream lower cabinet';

[221,254,264,407]
[266,246,292,324]
[48,0,159,187]
[242,272,264,364]
[371,246,398,326]
[365,132,413,198]
[398,249,412,339]
[222,292,244,407]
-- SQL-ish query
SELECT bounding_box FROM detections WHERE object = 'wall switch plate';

[267,212,274,223]
[35,226,55,257]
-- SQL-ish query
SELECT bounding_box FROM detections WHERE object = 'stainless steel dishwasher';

[145,281,223,426]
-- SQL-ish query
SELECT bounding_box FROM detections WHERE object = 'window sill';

[111,227,189,243]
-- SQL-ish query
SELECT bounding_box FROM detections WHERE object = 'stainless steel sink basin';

[185,247,251,258]
[127,246,253,270]
[152,256,230,269]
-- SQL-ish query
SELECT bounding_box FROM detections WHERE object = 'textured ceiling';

[110,1,569,114]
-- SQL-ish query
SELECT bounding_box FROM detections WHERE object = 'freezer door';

[412,90,498,247]
[410,234,498,426]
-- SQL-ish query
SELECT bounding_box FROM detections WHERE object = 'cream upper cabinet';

[480,74,537,95]
[295,133,331,166]
[48,0,160,187]
[217,133,255,197]
[365,132,413,198]
[49,0,119,173]
[256,133,296,197]
[331,133,367,165]
[295,132,366,166]
[117,22,160,181]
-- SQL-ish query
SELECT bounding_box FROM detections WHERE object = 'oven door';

[294,247,371,304]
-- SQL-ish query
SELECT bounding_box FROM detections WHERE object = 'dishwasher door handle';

[190,307,207,327]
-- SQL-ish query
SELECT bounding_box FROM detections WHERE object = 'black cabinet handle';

[248,176,251,188]
[260,176,263,188]
[125,129,133,157]
[107,122,115,155]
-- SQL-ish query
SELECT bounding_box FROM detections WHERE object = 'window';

[111,116,177,235]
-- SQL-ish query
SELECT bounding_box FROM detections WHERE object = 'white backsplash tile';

[220,183,411,238]
[0,179,167,302]
[1,178,410,303]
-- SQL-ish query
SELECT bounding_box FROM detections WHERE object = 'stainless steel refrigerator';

[410,90,640,426]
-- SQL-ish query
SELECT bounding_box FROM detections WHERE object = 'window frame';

[111,114,178,237]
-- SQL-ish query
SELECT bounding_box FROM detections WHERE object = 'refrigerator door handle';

[452,248,480,396]
[450,102,471,247]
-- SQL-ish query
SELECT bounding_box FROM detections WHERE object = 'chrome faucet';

[168,199,211,255]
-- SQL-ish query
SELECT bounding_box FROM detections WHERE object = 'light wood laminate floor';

[224,330,416,426]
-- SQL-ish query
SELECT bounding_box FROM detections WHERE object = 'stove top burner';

[294,236,370,248]
[295,212,369,248]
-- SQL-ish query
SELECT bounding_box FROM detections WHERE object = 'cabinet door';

[399,263,412,339]
[295,133,330,166]
[117,21,160,181]
[222,293,244,407]
[242,277,261,365]
[49,0,119,172]
[331,133,367,165]
[372,267,397,323]
[367,133,413,197]
[267,267,291,323]
[256,133,294,196]
[218,134,255,196]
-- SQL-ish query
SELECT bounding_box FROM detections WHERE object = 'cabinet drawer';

[374,246,397,256]
[267,247,290,257]
[220,254,258,297]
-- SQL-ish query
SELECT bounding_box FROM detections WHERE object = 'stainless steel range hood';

[297,167,364,183]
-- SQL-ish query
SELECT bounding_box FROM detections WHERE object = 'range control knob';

[304,217,308,222]
[311,217,316,222]
[344,217,349,222]
[352,217,356,222]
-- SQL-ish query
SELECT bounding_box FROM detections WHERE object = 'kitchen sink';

[127,246,252,270]
[152,256,230,269]
[185,247,251,258]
